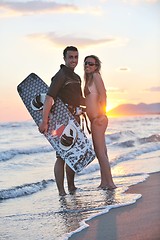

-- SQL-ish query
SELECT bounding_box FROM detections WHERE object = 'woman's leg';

[91,117,116,189]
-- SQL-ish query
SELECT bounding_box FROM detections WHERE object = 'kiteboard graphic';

[17,73,95,172]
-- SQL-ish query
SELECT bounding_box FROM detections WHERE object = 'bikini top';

[84,80,99,97]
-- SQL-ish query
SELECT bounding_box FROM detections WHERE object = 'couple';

[39,46,116,196]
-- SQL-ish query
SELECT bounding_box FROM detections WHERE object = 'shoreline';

[68,172,160,240]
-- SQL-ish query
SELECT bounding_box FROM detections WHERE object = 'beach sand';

[68,172,160,240]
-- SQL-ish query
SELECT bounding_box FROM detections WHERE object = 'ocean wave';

[109,134,160,148]
[111,143,160,167]
[0,122,23,128]
[0,121,34,129]
[106,130,135,143]
[78,162,100,175]
[0,146,53,162]
[113,172,149,178]
[138,134,160,144]
[114,140,135,148]
[79,136,160,175]
[0,179,54,200]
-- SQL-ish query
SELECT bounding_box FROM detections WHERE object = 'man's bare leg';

[66,165,77,194]
[54,157,67,196]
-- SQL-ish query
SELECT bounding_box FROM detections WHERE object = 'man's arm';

[80,95,86,106]
[39,95,54,133]
[39,68,65,133]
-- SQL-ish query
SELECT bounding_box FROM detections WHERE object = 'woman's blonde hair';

[84,55,101,72]
[84,55,102,84]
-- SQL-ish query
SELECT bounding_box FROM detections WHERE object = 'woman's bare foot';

[98,184,117,190]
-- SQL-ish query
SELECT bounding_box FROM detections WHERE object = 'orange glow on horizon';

[106,102,118,112]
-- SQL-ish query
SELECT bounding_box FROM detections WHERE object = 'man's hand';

[38,95,54,134]
[39,120,48,134]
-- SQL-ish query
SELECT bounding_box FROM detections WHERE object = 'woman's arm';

[93,73,107,113]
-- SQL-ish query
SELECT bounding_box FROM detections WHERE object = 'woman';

[84,55,116,190]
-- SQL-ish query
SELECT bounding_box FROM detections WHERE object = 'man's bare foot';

[68,186,77,195]
[59,191,67,196]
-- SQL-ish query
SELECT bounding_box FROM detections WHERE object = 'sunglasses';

[84,61,97,66]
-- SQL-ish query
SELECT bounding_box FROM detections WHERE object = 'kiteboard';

[17,73,95,172]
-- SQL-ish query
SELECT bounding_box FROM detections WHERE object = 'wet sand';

[68,172,160,240]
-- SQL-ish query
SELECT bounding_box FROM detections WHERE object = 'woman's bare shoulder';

[93,72,106,93]
[93,72,101,78]
[93,72,103,83]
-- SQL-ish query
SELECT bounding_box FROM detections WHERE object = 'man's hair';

[63,46,78,58]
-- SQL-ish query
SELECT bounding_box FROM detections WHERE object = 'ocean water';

[0,115,160,240]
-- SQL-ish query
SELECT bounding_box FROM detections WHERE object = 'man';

[39,46,85,196]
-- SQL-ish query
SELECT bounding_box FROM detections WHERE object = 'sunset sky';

[0,0,159,122]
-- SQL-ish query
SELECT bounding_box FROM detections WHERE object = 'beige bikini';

[84,81,107,124]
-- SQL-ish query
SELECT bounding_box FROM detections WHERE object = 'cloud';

[0,0,103,17]
[0,0,81,17]
[101,0,158,3]
[121,0,158,3]
[27,32,127,48]
[116,67,130,72]
[145,86,160,92]
[107,87,126,93]
[0,0,158,17]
